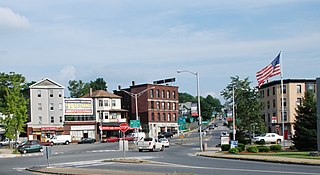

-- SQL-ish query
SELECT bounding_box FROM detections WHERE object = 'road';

[0,124,320,175]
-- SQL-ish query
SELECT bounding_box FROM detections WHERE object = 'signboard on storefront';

[71,125,95,131]
[65,98,93,115]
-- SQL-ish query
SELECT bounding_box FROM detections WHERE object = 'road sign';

[130,120,140,128]
[119,123,129,132]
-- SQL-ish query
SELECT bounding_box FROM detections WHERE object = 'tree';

[221,76,265,135]
[0,72,28,148]
[68,78,108,98]
[68,80,90,98]
[205,95,223,112]
[178,92,196,103]
[293,90,317,151]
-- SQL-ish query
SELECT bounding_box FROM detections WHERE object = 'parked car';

[0,138,19,147]
[159,138,170,148]
[252,133,283,144]
[208,125,215,130]
[78,137,96,144]
[17,140,43,154]
[220,131,229,137]
[102,136,119,142]
[159,132,174,138]
[49,135,72,145]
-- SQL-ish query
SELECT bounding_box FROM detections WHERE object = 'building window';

[37,90,41,97]
[39,116,42,124]
[59,116,63,123]
[162,90,165,98]
[156,102,160,109]
[282,111,287,121]
[284,98,287,107]
[104,100,109,106]
[166,90,170,99]
[150,89,154,98]
[297,85,301,93]
[156,90,160,98]
[38,103,42,111]
[99,100,103,107]
[162,102,165,110]
[167,103,170,110]
[306,83,315,92]
[157,113,160,121]
[273,100,276,108]
[151,113,154,121]
[297,98,302,106]
[172,91,176,99]
[172,103,176,110]
[59,90,62,97]
[59,103,63,111]
[112,100,116,107]
[167,113,171,121]
[267,113,270,122]
[272,87,276,95]
[267,89,270,96]
[151,101,154,109]
[260,90,264,98]
[173,113,177,121]
[50,116,54,123]
[105,113,109,119]
[111,113,117,119]
[49,90,53,97]
[267,101,270,109]
[282,85,287,94]
[163,113,166,121]
[99,112,104,119]
[50,103,54,111]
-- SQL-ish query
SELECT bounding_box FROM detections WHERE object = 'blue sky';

[1,1,319,101]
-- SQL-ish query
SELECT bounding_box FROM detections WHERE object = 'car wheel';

[152,146,156,152]
[22,150,27,154]
[40,148,43,152]
[51,142,54,146]
[160,145,164,151]
[277,139,281,144]
[139,149,142,152]
[65,141,70,145]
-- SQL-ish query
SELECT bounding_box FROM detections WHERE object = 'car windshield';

[144,138,153,141]
[259,134,266,137]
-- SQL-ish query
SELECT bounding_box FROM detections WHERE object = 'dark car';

[18,140,43,154]
[78,137,96,144]
[159,132,174,138]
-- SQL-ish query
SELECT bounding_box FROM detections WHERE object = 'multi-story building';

[259,79,316,139]
[82,90,128,140]
[27,78,65,141]
[114,81,179,137]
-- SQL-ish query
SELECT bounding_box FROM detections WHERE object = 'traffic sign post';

[119,123,129,159]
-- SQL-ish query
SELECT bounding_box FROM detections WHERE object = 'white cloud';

[59,66,76,82]
[0,7,30,29]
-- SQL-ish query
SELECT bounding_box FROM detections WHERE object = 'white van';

[49,135,71,145]
[128,132,145,141]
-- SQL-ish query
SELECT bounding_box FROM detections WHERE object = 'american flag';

[256,53,281,87]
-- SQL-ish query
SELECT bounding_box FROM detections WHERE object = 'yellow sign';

[179,135,185,139]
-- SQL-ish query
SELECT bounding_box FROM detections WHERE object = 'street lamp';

[121,87,155,137]
[177,70,203,152]
[232,85,236,141]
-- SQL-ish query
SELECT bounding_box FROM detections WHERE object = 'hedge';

[228,148,239,154]
[270,144,282,151]
[221,144,230,151]
[257,146,270,152]
[246,146,259,153]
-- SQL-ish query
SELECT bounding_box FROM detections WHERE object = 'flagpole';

[280,51,285,149]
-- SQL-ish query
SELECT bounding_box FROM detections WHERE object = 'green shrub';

[235,146,243,152]
[221,144,230,151]
[257,146,270,152]
[246,146,259,153]
[237,143,245,151]
[256,140,266,145]
[270,144,282,151]
[228,148,239,154]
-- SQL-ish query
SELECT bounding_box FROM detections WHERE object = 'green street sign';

[130,120,140,128]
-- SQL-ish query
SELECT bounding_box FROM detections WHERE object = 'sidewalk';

[196,150,320,166]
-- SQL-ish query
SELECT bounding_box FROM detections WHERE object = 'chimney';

[89,88,92,97]
[118,85,121,90]
[132,81,135,86]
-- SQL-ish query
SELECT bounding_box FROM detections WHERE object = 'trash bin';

[202,143,207,152]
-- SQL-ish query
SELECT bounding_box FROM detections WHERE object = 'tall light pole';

[121,87,155,137]
[232,85,236,141]
[177,70,203,152]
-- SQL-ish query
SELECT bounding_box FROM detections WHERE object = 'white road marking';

[86,150,118,153]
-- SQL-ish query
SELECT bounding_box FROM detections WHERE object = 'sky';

[1,0,319,101]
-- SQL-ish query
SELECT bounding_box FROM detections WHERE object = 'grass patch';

[240,151,320,160]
